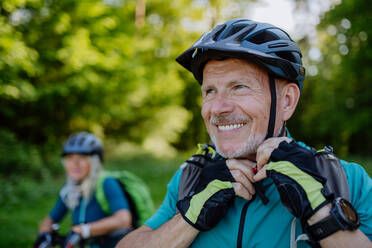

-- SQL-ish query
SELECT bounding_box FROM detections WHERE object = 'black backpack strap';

[178,157,204,201]
[313,146,350,201]
[178,144,221,202]
[290,146,351,248]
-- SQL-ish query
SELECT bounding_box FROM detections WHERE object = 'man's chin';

[215,145,250,159]
[214,137,263,159]
[210,134,264,159]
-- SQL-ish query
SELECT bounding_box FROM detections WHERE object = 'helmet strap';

[265,74,276,139]
[278,121,286,137]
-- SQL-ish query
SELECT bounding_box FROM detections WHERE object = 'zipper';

[236,181,269,248]
[237,195,256,248]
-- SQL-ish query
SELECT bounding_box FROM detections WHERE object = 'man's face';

[201,58,271,159]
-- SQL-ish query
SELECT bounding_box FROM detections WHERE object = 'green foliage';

[0,173,69,247]
[289,0,371,156]
[0,128,42,175]
[0,0,254,176]
[0,127,63,177]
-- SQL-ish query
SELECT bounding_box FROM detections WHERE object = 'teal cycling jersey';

[145,142,372,248]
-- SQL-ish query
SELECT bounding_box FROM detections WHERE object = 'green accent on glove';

[185,179,233,224]
[267,161,326,210]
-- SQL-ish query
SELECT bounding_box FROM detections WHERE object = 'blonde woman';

[35,132,132,248]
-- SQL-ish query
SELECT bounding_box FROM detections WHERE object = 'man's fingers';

[232,182,253,201]
[253,165,268,182]
[256,137,292,169]
[226,158,263,199]
[230,170,256,195]
[226,159,255,181]
[256,147,271,170]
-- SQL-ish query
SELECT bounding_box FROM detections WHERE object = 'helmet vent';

[215,23,249,41]
[234,24,257,42]
[89,140,95,147]
[231,24,246,36]
[275,51,296,63]
[78,137,86,146]
[248,31,278,44]
[212,24,226,41]
[68,137,77,146]
[269,42,289,48]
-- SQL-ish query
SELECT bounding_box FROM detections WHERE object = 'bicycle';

[33,224,84,248]
[34,224,132,248]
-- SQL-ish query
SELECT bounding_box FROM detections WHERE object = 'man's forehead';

[202,58,268,85]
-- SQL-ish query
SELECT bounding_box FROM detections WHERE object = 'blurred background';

[0,0,371,246]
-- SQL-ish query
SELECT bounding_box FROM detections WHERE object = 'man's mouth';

[217,123,245,131]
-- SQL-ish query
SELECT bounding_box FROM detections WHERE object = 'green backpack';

[95,170,155,227]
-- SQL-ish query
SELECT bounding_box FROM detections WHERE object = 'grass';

[0,175,64,247]
[0,152,370,247]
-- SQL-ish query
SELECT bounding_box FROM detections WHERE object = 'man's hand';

[253,137,292,182]
[225,137,291,202]
[226,159,256,200]
[177,159,235,231]
[254,139,330,221]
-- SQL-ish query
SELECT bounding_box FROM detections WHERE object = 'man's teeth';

[217,123,244,131]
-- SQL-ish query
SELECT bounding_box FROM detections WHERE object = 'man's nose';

[210,93,234,116]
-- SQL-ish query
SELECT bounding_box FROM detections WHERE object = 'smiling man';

[117,19,372,248]
[201,59,285,160]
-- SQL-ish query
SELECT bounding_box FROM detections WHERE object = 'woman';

[36,132,132,247]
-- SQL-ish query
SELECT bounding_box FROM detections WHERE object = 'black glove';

[266,141,332,221]
[177,157,235,231]
[33,232,52,248]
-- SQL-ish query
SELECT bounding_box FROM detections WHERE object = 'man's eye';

[205,89,215,95]
[234,84,246,89]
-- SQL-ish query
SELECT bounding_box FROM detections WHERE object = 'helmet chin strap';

[265,74,277,139]
[255,73,285,206]
[265,74,286,139]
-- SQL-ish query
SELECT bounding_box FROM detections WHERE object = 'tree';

[0,0,255,175]
[289,0,372,156]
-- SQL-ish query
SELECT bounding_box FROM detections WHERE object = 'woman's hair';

[59,154,103,209]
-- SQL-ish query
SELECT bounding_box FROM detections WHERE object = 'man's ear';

[279,82,300,121]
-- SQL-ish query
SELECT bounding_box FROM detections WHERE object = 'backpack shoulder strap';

[95,171,113,215]
[96,170,154,227]
[178,144,220,201]
[314,146,350,201]
[117,170,154,227]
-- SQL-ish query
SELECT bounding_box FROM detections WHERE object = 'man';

[117,19,372,247]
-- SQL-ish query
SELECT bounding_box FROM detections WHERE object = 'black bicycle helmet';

[176,19,305,139]
[61,132,103,162]
[176,18,305,91]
